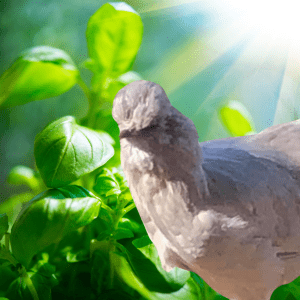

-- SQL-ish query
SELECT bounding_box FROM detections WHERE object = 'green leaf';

[66,249,89,263]
[271,277,300,300]
[0,214,8,241]
[101,71,143,101]
[132,235,152,248]
[5,271,57,300]
[110,251,152,299]
[112,248,200,300]
[151,276,203,300]
[119,218,146,236]
[190,272,228,299]
[96,229,113,242]
[0,192,34,226]
[96,206,114,230]
[96,130,115,145]
[94,167,132,209]
[218,100,256,137]
[0,46,79,108]
[7,165,40,190]
[0,265,18,298]
[86,2,143,78]
[10,185,100,269]
[34,116,114,188]
[101,290,139,300]
[94,168,120,197]
[132,236,190,292]
[114,228,134,240]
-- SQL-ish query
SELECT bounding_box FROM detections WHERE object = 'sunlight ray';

[148,15,257,96]
[189,30,288,140]
[193,30,287,117]
[136,0,207,14]
[273,45,300,125]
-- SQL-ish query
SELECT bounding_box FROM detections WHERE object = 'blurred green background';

[1,0,299,203]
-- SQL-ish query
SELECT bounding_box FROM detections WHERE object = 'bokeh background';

[1,0,299,203]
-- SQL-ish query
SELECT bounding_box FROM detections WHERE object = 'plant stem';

[77,76,98,128]
[19,266,39,300]
[77,76,91,103]
[5,232,10,252]
[1,234,19,266]
[121,202,136,217]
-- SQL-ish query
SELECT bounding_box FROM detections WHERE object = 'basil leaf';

[219,100,256,137]
[101,71,143,101]
[0,192,34,226]
[0,46,78,108]
[132,236,190,292]
[10,186,100,269]
[7,165,40,190]
[34,116,114,188]
[94,168,120,197]
[86,2,143,78]
[114,228,134,240]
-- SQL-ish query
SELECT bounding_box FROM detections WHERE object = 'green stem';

[19,266,39,300]
[5,232,10,252]
[1,235,19,266]
[100,201,114,215]
[77,76,98,128]
[121,202,136,218]
[77,76,91,103]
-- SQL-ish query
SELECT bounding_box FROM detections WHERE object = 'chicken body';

[112,80,300,300]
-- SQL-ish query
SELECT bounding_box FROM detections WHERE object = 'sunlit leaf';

[0,192,34,226]
[94,168,120,197]
[0,46,78,108]
[34,116,114,188]
[219,100,256,137]
[86,2,143,78]
[102,71,143,101]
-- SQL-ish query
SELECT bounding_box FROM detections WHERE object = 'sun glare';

[225,0,300,48]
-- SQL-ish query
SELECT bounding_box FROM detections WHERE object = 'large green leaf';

[86,2,143,79]
[0,46,78,108]
[10,185,100,269]
[218,100,256,137]
[34,116,114,188]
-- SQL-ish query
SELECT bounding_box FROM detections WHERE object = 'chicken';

[112,80,300,300]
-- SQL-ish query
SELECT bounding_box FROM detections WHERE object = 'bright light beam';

[223,0,300,49]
